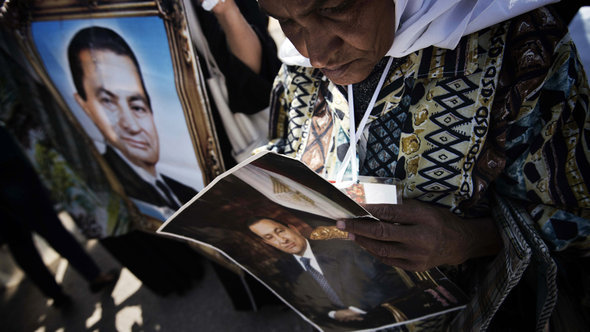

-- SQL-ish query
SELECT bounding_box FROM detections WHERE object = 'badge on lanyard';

[335,176,401,205]
[333,57,399,205]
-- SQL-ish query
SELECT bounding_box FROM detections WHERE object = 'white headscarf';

[279,0,559,67]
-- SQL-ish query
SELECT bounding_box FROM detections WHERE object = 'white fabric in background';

[279,0,559,66]
[183,0,270,162]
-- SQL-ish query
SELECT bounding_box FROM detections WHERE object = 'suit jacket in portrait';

[273,239,413,329]
[103,146,198,211]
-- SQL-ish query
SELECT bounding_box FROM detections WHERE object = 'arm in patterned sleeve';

[452,8,590,331]
[255,64,305,156]
[492,12,590,253]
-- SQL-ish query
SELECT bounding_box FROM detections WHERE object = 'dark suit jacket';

[274,239,412,329]
[103,146,198,210]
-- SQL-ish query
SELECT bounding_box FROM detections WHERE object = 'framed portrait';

[9,0,225,223]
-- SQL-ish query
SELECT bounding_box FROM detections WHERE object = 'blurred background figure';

[0,124,118,308]
[186,0,282,165]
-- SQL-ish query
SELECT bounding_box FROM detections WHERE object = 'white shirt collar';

[293,240,325,274]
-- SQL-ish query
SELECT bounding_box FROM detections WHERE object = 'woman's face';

[260,0,395,85]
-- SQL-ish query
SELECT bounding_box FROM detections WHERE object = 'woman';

[256,0,590,330]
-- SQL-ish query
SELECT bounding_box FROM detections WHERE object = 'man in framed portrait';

[67,26,197,217]
[247,217,454,329]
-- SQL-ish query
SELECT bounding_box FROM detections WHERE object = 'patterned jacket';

[259,7,590,331]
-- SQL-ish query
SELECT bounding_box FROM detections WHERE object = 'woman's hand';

[336,200,502,271]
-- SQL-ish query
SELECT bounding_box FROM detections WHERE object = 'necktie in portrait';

[299,256,344,307]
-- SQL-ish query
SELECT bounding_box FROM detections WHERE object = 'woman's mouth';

[320,61,352,80]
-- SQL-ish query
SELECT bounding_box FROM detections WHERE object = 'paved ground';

[0,213,313,332]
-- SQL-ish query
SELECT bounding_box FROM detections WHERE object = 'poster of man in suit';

[247,217,394,327]
[32,17,205,220]
[158,152,467,331]
[247,216,463,331]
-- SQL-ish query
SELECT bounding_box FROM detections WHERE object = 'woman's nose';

[302,24,341,69]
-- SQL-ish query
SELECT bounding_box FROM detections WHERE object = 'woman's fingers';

[353,235,430,268]
[361,201,424,224]
[338,218,410,241]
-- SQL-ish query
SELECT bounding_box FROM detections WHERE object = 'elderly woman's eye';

[318,1,352,16]
[318,6,341,15]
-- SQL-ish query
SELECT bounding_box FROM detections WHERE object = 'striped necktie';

[299,256,344,307]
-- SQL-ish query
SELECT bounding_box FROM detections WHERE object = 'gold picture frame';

[6,0,225,226]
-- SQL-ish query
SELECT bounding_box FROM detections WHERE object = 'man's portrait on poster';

[156,152,468,331]
[31,16,204,220]
[246,215,456,330]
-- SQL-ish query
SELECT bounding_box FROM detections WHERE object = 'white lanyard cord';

[336,56,395,183]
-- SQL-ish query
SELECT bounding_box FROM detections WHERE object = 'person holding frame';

[186,0,282,165]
